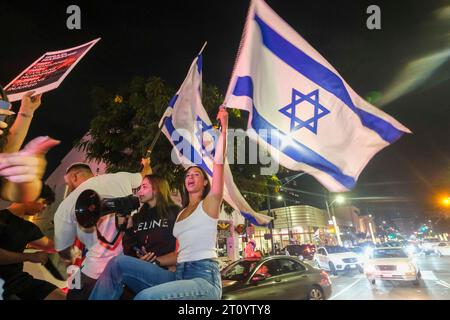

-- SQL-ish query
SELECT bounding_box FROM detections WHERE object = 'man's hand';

[140,157,152,177]
[26,251,49,265]
[0,137,60,183]
[141,157,151,169]
[20,91,42,116]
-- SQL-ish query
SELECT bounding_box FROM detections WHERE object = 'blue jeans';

[89,255,221,300]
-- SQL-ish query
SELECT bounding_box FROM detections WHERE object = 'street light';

[277,195,283,201]
[335,195,345,205]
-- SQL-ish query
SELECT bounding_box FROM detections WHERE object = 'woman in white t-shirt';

[89,107,228,300]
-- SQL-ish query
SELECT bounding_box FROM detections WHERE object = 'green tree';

[76,76,278,211]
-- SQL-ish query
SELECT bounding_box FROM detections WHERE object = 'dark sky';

[1,1,449,221]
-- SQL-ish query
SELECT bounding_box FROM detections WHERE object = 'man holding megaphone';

[53,158,152,300]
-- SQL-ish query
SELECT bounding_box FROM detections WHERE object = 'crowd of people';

[0,87,229,300]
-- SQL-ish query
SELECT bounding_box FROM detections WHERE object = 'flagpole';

[198,41,208,55]
[143,116,169,158]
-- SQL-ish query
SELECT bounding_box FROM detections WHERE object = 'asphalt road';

[328,256,450,300]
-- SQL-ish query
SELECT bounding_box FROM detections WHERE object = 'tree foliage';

[76,76,279,211]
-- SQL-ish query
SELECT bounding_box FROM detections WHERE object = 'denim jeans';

[89,255,221,300]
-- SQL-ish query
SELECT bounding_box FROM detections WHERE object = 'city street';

[328,256,450,300]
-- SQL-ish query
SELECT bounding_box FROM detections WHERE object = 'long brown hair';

[0,85,14,151]
[142,174,176,219]
[181,166,211,208]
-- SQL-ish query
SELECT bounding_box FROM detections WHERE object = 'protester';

[0,85,44,153]
[53,159,152,300]
[0,185,65,300]
[255,264,271,279]
[114,174,180,299]
[0,136,59,203]
[122,174,179,271]
[89,107,228,300]
[0,86,59,203]
[244,238,257,258]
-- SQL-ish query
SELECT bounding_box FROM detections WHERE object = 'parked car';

[420,238,441,255]
[364,247,421,286]
[282,244,316,261]
[433,242,450,257]
[314,246,363,275]
[221,256,332,300]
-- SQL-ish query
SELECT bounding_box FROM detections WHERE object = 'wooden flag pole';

[144,116,169,158]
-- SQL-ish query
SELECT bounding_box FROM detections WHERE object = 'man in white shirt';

[54,159,151,299]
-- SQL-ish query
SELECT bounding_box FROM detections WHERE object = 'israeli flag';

[225,0,411,192]
[159,50,272,226]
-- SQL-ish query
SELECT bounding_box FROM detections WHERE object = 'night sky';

[1,1,449,222]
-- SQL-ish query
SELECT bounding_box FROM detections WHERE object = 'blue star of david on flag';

[279,88,330,134]
[195,116,216,158]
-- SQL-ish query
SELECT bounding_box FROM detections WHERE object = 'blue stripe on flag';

[241,211,269,226]
[197,54,203,74]
[253,14,404,144]
[233,76,253,97]
[168,94,179,109]
[163,116,213,177]
[251,106,356,189]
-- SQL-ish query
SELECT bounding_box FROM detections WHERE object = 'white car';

[314,246,363,275]
[420,239,440,255]
[364,247,421,286]
[433,242,450,257]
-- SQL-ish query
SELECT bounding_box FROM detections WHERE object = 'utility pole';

[267,196,275,255]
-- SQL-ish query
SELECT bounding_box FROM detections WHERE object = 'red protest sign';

[4,38,100,102]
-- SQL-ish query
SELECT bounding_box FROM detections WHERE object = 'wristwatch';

[154,259,161,267]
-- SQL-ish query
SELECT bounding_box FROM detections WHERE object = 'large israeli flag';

[225,0,411,192]
[159,51,272,226]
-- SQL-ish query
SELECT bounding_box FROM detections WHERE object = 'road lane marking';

[436,280,450,289]
[329,277,364,300]
[421,271,438,281]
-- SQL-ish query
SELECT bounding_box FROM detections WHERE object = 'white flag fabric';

[225,0,411,192]
[159,53,272,226]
